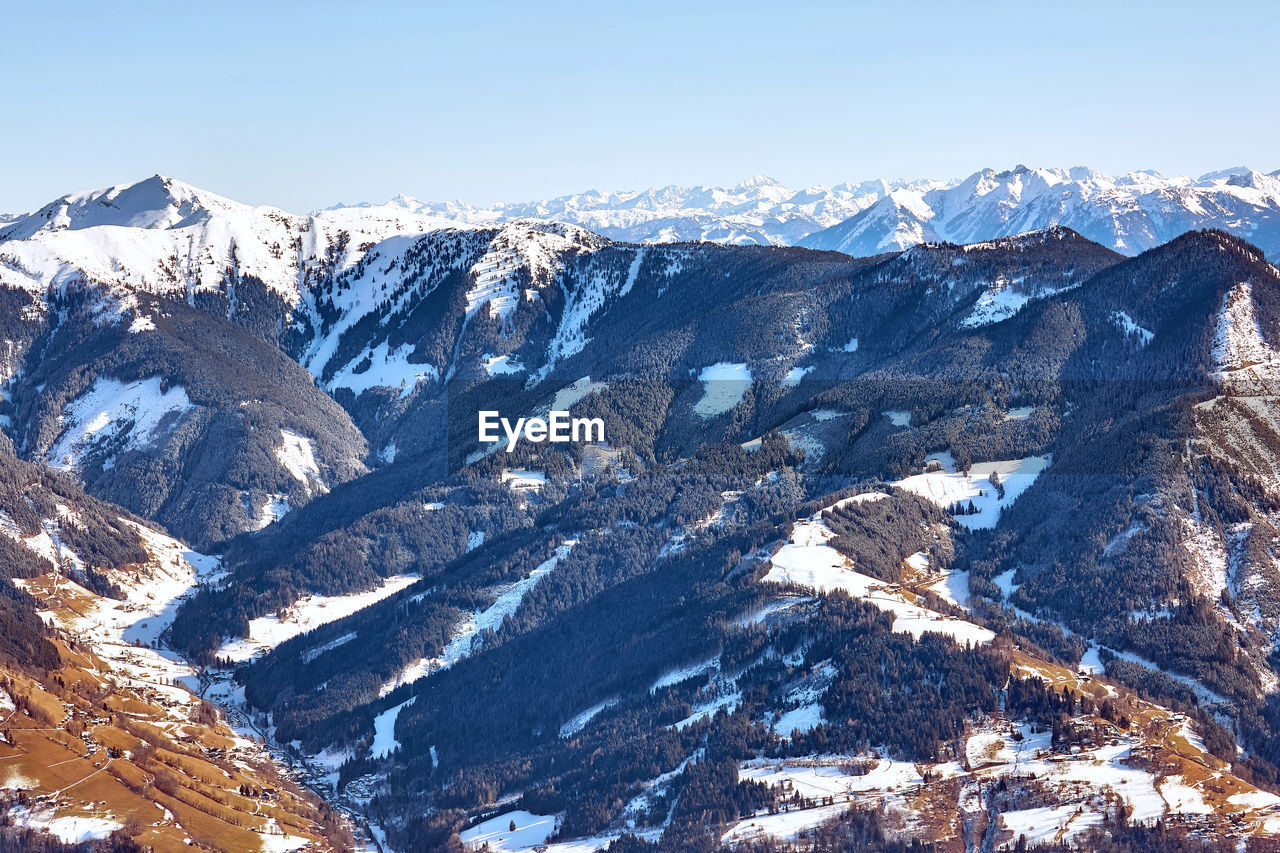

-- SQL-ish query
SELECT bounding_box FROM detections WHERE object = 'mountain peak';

[1,174,248,240]
[735,174,783,189]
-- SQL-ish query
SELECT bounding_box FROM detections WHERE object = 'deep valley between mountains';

[4,177,1280,851]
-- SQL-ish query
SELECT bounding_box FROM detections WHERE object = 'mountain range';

[338,165,1280,259]
[4,174,1280,851]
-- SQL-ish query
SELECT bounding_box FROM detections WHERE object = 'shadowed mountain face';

[6,176,1280,851]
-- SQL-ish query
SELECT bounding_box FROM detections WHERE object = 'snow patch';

[47,376,193,472]
[218,574,419,663]
[891,455,1051,530]
[694,362,751,418]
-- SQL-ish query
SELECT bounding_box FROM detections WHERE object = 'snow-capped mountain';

[801,165,1280,258]
[339,165,1280,259]
[0,174,461,305]
[335,175,945,246]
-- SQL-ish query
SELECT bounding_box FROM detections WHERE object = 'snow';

[967,729,1017,768]
[841,337,859,352]
[772,703,825,736]
[619,247,647,296]
[258,830,311,852]
[367,176,903,248]
[10,810,122,844]
[1213,281,1278,379]
[1000,804,1102,845]
[218,573,419,662]
[47,376,193,472]
[1228,790,1280,810]
[253,493,291,529]
[1159,776,1212,814]
[694,362,752,417]
[1005,406,1034,420]
[0,510,84,573]
[466,221,598,332]
[466,530,486,552]
[459,810,558,852]
[724,756,932,844]
[928,568,971,608]
[993,569,1019,599]
[276,429,323,490]
[800,166,1280,258]
[0,176,468,324]
[762,503,993,645]
[484,354,524,376]
[550,376,608,411]
[782,365,813,387]
[722,801,851,844]
[502,469,547,492]
[1112,311,1154,345]
[559,697,619,738]
[651,656,719,693]
[733,596,810,627]
[961,279,1034,327]
[302,631,357,664]
[371,697,416,759]
[128,314,155,332]
[883,410,911,427]
[891,455,1051,530]
[381,543,575,695]
[327,339,436,399]
[672,690,742,730]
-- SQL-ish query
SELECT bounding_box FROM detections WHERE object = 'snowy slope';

[0,175,466,321]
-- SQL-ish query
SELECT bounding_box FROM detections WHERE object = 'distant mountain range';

[337,165,1280,258]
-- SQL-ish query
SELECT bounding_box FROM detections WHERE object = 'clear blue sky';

[4,1,1277,213]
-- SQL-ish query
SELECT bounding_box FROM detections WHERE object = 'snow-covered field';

[484,354,524,376]
[218,573,419,663]
[762,499,994,646]
[47,376,193,472]
[782,365,813,387]
[371,697,416,759]
[502,469,547,492]
[327,340,437,399]
[9,809,123,844]
[694,362,752,417]
[891,455,1051,530]
[960,277,1033,327]
[460,810,558,851]
[276,428,323,490]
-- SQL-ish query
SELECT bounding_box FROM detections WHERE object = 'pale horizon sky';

[4,1,1277,214]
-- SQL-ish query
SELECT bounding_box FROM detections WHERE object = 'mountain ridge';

[321,164,1280,258]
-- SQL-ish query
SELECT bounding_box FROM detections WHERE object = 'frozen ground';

[891,455,1051,530]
